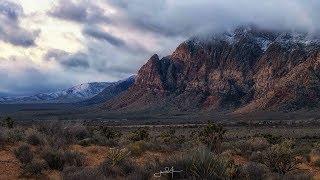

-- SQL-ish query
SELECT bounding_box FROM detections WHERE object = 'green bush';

[14,144,34,164]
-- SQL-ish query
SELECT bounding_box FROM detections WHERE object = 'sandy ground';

[0,145,22,180]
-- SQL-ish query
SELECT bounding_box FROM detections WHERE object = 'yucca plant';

[185,148,237,179]
[108,148,131,166]
[99,148,134,177]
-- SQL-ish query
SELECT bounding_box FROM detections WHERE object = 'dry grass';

[1,121,320,179]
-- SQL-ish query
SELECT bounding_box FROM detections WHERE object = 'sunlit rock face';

[105,25,320,113]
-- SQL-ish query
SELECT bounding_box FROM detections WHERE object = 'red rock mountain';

[105,26,320,114]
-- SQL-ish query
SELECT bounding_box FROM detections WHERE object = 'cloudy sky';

[0,0,319,96]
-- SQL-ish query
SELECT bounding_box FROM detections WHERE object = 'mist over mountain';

[103,25,320,114]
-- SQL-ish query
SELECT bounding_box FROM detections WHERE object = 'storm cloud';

[1,0,320,95]
[83,26,126,47]
[49,0,110,24]
[0,0,39,47]
[45,49,89,69]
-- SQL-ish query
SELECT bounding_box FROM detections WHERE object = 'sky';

[0,0,319,96]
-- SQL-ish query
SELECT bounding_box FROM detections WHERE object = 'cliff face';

[105,26,320,113]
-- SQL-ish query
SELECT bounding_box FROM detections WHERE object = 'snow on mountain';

[0,80,123,104]
[189,25,320,53]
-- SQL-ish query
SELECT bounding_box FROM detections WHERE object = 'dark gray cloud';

[49,0,110,24]
[0,57,73,95]
[0,0,39,47]
[107,0,320,37]
[83,25,150,54]
[83,26,126,47]
[44,45,143,78]
[0,0,22,21]
[45,49,89,69]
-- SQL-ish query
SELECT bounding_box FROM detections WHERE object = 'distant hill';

[79,75,135,106]
[0,76,135,104]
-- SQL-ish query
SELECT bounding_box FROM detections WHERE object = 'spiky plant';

[199,122,226,153]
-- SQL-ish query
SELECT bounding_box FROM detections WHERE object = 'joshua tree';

[199,122,226,153]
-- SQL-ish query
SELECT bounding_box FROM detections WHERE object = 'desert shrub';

[100,126,122,140]
[160,128,176,143]
[199,122,226,152]
[159,148,238,179]
[26,130,45,146]
[64,151,86,167]
[38,122,75,149]
[98,148,134,177]
[221,141,245,155]
[246,137,270,151]
[78,138,94,147]
[128,128,149,142]
[185,148,237,179]
[22,160,47,176]
[240,162,269,180]
[2,117,14,129]
[314,159,320,167]
[261,133,282,145]
[249,151,264,163]
[92,130,119,147]
[14,144,34,164]
[6,128,24,143]
[65,124,90,141]
[262,140,299,174]
[0,128,5,147]
[127,140,148,157]
[42,149,65,171]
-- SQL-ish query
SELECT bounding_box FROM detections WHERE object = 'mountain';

[79,75,135,106]
[0,76,135,104]
[104,25,320,114]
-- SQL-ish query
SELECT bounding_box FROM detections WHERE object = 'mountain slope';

[79,75,135,106]
[105,25,320,113]
[0,76,135,104]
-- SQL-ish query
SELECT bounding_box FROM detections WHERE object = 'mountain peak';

[104,25,320,113]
